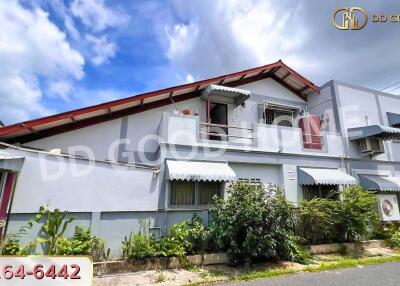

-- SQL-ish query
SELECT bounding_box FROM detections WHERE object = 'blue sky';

[1,0,400,125]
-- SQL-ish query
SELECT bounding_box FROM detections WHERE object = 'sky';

[1,0,400,125]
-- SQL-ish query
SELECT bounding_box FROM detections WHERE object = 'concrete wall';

[8,149,159,213]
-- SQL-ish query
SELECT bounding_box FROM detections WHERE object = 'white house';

[1,60,400,255]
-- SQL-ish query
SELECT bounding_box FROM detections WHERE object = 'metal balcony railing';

[199,122,253,143]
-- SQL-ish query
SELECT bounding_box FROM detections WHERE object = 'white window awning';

[359,175,400,192]
[201,84,251,106]
[166,160,236,182]
[298,168,357,185]
[0,153,25,172]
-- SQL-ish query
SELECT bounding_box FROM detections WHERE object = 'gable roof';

[0,60,319,143]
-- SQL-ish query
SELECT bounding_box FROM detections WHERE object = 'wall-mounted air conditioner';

[359,137,384,156]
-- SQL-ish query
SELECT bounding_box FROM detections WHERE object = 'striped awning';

[166,160,236,182]
[298,168,357,185]
[359,175,400,192]
[348,125,400,141]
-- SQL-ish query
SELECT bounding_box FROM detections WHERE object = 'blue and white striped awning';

[298,168,357,185]
[359,175,400,192]
[166,160,236,182]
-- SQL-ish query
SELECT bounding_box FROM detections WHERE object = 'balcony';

[158,112,344,157]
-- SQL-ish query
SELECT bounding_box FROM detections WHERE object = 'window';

[198,182,221,205]
[237,178,263,186]
[170,181,195,205]
[169,181,222,206]
[265,108,293,127]
[302,185,339,201]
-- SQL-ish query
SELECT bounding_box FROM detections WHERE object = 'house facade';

[1,60,400,255]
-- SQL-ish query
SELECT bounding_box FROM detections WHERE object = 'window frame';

[168,180,224,208]
[264,107,294,127]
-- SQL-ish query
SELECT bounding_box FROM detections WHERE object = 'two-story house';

[1,60,399,255]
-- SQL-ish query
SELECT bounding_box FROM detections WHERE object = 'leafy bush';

[211,182,307,264]
[122,218,158,260]
[122,232,156,260]
[339,186,379,242]
[1,238,35,255]
[157,222,191,258]
[389,231,400,249]
[299,198,341,244]
[186,214,214,254]
[298,186,379,244]
[371,223,400,240]
[56,226,105,261]
[1,215,39,255]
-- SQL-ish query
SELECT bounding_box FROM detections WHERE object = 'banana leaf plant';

[35,206,76,255]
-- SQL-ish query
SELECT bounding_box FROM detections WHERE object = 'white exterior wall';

[308,85,338,133]
[27,119,122,161]
[9,150,159,213]
[27,98,206,159]
[229,163,283,187]
[239,78,307,103]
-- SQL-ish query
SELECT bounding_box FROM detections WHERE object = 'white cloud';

[71,0,129,32]
[86,34,117,65]
[0,1,84,124]
[47,80,74,101]
[164,0,307,80]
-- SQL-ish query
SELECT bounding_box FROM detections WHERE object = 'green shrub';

[299,198,342,244]
[298,186,379,244]
[1,215,39,255]
[186,214,213,254]
[156,222,191,258]
[1,238,35,255]
[122,218,157,260]
[339,186,379,242]
[56,226,105,261]
[389,231,400,249]
[122,232,156,260]
[211,182,306,264]
[371,223,399,240]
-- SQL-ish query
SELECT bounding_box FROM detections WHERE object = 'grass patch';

[304,255,400,272]
[238,268,297,281]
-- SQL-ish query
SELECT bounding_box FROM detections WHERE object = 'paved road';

[214,262,400,286]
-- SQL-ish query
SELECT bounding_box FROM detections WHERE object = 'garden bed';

[94,240,387,276]
[93,253,228,275]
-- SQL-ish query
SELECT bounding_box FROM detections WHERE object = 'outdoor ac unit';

[359,137,384,156]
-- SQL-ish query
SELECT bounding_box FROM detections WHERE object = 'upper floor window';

[265,108,293,127]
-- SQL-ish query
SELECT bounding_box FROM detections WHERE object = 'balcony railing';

[199,122,253,144]
[159,112,344,157]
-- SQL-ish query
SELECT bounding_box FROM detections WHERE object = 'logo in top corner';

[332,7,368,30]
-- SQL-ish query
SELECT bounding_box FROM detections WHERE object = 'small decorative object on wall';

[182,108,191,115]
[377,194,400,221]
